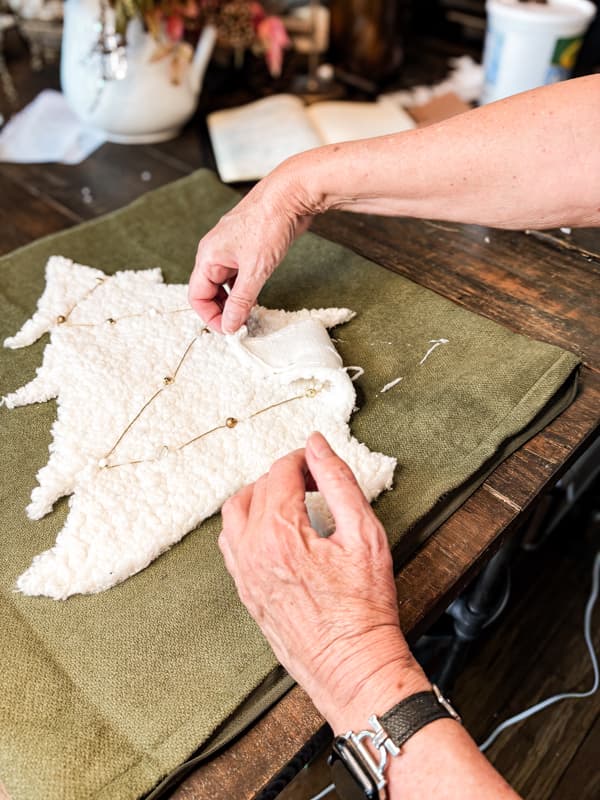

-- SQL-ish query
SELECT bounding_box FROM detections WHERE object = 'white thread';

[380,376,403,394]
[479,551,600,752]
[308,782,335,800]
[419,338,449,366]
[345,366,364,382]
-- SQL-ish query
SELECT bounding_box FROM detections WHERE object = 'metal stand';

[417,438,600,695]
[435,542,515,692]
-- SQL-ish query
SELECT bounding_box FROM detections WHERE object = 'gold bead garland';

[52,274,195,329]
[102,384,321,470]
[89,321,321,471]
[99,335,201,468]
[51,276,323,473]
[55,276,106,326]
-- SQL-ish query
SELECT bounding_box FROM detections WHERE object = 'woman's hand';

[219,432,430,732]
[188,165,313,334]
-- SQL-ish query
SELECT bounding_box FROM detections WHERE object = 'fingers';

[188,255,263,334]
[221,273,262,334]
[220,449,316,568]
[305,433,377,537]
[264,449,313,528]
[188,253,237,332]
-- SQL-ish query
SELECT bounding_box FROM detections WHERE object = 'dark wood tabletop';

[1,49,599,800]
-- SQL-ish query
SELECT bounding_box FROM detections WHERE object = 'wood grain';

[452,520,600,799]
[0,177,77,255]
[485,371,600,509]
[311,213,600,369]
[549,715,600,800]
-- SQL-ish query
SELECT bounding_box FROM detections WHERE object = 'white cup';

[481,0,596,104]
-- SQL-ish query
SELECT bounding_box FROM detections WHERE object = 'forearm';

[326,658,520,800]
[281,75,600,230]
[385,716,520,800]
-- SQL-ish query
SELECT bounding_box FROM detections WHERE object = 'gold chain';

[53,274,195,328]
[55,276,106,325]
[98,334,204,468]
[104,386,320,470]
[51,275,322,472]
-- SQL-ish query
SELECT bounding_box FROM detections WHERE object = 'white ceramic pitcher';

[61,0,216,143]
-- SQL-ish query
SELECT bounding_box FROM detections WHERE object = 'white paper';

[207,93,417,184]
[0,90,105,165]
[307,100,415,145]
[208,94,322,183]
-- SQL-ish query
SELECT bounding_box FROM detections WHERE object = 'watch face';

[328,738,381,800]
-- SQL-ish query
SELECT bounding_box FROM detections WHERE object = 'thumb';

[305,432,375,536]
[222,274,260,334]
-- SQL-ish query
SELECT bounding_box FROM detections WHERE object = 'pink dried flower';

[166,13,185,41]
[256,15,289,77]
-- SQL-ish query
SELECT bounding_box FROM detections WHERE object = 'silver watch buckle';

[343,715,400,795]
[368,715,401,757]
[432,683,462,722]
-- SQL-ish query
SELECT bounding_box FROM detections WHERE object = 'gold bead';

[225,417,238,428]
[163,376,174,386]
[106,318,116,325]
[305,388,317,398]
[56,315,66,324]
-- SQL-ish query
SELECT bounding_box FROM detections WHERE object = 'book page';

[207,95,323,183]
[306,101,415,145]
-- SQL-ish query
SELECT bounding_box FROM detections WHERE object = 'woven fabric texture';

[0,169,579,800]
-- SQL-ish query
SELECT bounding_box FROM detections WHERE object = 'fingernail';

[308,432,330,458]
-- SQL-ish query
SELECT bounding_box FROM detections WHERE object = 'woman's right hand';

[188,161,315,334]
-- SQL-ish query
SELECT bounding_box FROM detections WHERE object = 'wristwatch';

[328,684,461,800]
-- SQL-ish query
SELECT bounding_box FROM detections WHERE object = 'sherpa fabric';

[0,170,580,800]
[3,256,395,599]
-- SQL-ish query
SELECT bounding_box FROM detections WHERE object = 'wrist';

[273,147,343,217]
[311,630,431,734]
[328,659,431,735]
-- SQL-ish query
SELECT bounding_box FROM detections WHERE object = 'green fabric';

[0,169,579,800]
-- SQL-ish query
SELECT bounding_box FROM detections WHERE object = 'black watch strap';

[379,685,461,749]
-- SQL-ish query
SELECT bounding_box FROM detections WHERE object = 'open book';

[207,94,416,183]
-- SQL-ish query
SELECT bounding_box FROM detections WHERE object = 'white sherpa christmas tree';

[3,256,396,599]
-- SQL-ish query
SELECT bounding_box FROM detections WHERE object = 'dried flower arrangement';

[109,0,290,82]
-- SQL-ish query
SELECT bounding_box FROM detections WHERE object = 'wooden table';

[1,53,599,800]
